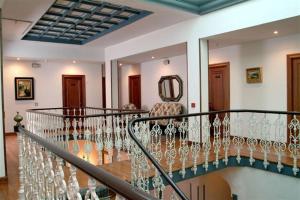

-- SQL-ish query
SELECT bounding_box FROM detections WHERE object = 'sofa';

[149,103,183,126]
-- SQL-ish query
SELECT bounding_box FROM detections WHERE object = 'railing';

[128,109,300,199]
[21,107,187,200]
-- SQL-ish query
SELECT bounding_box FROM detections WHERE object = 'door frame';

[62,75,86,108]
[128,75,141,109]
[208,62,230,111]
[287,53,300,112]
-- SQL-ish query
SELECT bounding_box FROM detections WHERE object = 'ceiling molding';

[22,0,152,45]
[145,0,248,15]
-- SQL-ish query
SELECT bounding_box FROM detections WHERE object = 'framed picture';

[246,67,262,83]
[15,77,34,100]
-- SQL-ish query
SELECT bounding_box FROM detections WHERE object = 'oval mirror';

[158,75,183,102]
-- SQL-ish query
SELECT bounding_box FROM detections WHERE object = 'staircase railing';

[128,109,300,199]
[18,126,156,200]
[21,107,188,200]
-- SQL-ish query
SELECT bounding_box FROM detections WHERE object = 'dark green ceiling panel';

[23,0,152,45]
[145,0,248,15]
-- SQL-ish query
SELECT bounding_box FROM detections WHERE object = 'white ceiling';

[2,0,196,48]
[116,15,300,64]
[118,42,187,65]
[208,16,300,49]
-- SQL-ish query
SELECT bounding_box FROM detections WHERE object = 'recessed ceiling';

[22,0,152,45]
[208,16,300,49]
[118,42,187,64]
[145,0,248,15]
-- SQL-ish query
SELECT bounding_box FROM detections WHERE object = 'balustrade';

[19,108,300,200]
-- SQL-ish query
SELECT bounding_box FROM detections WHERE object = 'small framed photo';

[246,67,262,83]
[15,77,34,100]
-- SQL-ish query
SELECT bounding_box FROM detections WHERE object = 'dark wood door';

[209,62,230,111]
[128,75,141,109]
[62,75,86,108]
[288,54,300,111]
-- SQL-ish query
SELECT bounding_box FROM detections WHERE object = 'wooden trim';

[287,53,300,112]
[0,176,8,183]
[62,75,86,107]
[5,132,17,136]
[209,62,230,110]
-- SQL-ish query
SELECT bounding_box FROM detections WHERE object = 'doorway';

[62,75,86,108]
[287,53,300,112]
[128,75,141,109]
[209,62,230,112]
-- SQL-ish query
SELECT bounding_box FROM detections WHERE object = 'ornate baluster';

[165,120,177,178]
[54,157,67,199]
[259,114,272,169]
[247,113,258,165]
[213,114,221,168]
[124,115,132,157]
[45,151,55,199]
[67,165,82,199]
[85,177,99,200]
[232,113,245,164]
[190,116,201,174]
[105,116,113,163]
[18,133,25,200]
[96,117,104,165]
[178,119,189,178]
[72,119,80,155]
[273,115,286,172]
[150,122,165,199]
[84,118,93,162]
[222,114,231,165]
[202,115,211,171]
[288,115,300,175]
[114,116,123,161]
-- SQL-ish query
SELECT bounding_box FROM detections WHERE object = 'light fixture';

[273,30,278,35]
[119,63,123,66]
[151,56,155,59]
[17,57,20,61]
[72,60,76,64]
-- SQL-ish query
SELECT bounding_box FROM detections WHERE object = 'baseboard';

[0,176,8,183]
[5,132,17,136]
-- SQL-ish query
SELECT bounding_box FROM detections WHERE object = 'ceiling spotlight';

[273,30,278,35]
[119,63,123,66]
[17,57,20,61]
[151,56,155,59]
[72,60,76,64]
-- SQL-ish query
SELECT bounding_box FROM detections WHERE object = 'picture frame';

[15,77,34,100]
[246,67,262,83]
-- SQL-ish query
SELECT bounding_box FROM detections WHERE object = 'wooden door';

[62,75,86,109]
[209,62,230,112]
[209,62,230,134]
[128,75,141,109]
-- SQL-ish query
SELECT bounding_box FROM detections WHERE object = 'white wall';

[219,167,300,200]
[209,33,300,111]
[118,64,140,107]
[105,0,300,110]
[3,60,102,133]
[140,54,187,111]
